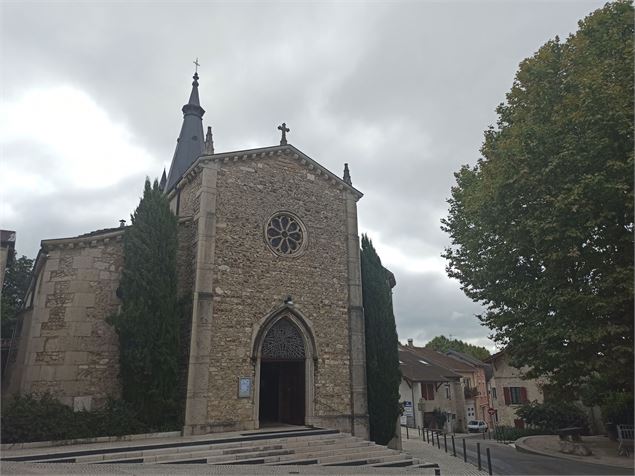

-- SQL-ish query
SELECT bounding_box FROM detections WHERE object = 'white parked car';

[467,420,488,433]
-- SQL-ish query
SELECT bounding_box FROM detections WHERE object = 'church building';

[3,72,369,438]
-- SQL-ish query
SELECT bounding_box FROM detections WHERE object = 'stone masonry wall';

[17,236,123,410]
[489,354,544,427]
[203,153,352,430]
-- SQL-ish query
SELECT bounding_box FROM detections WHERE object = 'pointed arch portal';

[252,306,316,427]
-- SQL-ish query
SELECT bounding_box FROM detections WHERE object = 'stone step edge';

[1,428,340,462]
[144,438,365,464]
[208,447,396,467]
[138,440,375,465]
[201,441,379,465]
[75,433,351,463]
[76,435,353,463]
[98,441,388,466]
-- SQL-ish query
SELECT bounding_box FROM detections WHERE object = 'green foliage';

[361,234,401,445]
[432,408,448,429]
[1,254,33,338]
[0,394,149,443]
[516,401,588,432]
[424,335,490,361]
[494,426,548,443]
[441,2,634,401]
[600,391,634,425]
[108,178,180,429]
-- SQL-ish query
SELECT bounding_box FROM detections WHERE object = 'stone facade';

[486,351,544,427]
[172,145,368,436]
[3,230,124,411]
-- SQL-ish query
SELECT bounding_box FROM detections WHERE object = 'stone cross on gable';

[278,122,290,145]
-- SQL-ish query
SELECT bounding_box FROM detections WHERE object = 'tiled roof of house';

[405,345,476,373]
[399,346,461,382]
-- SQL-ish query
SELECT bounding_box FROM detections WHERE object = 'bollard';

[477,442,482,471]
[444,433,448,453]
[462,438,467,462]
[486,447,493,475]
[437,431,441,449]
[406,425,409,439]
[434,467,441,476]
[482,429,486,439]
[418,425,421,437]
[451,435,456,456]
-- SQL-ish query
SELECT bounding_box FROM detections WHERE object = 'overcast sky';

[1,0,606,350]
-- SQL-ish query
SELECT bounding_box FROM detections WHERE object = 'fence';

[403,424,494,475]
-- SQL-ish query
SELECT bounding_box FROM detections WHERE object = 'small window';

[445,384,451,399]
[492,387,497,399]
[510,387,522,404]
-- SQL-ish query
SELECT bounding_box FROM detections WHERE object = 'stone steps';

[1,426,425,468]
[2,427,337,463]
[85,431,351,464]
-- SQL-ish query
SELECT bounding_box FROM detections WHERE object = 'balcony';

[464,386,479,399]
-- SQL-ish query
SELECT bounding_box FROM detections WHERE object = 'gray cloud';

[1,0,606,351]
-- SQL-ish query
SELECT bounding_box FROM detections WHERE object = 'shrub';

[516,401,588,432]
[601,392,634,425]
[0,394,152,444]
[432,408,447,429]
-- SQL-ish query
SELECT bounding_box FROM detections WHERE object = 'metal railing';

[404,425,494,475]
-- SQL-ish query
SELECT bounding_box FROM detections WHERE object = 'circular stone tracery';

[265,213,306,256]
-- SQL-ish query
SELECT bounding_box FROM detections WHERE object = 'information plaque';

[238,377,252,398]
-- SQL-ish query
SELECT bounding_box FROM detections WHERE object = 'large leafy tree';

[425,335,491,361]
[1,255,34,338]
[361,234,401,445]
[441,2,633,403]
[108,178,180,428]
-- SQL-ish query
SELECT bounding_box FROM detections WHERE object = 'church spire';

[165,69,206,192]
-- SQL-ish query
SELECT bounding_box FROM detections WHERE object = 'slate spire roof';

[165,72,206,192]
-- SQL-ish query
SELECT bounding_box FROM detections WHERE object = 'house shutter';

[520,387,528,403]
[503,387,511,405]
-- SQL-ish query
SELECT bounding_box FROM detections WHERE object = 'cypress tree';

[360,234,401,445]
[109,178,179,429]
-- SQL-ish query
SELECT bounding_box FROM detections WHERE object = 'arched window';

[261,319,305,360]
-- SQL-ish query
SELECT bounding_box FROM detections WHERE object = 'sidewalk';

[400,428,487,476]
[516,434,634,469]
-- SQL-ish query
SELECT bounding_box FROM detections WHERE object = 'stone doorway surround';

[251,304,317,428]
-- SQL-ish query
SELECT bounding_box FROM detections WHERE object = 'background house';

[485,350,544,428]
[445,349,491,422]
[404,342,487,427]
[398,344,467,432]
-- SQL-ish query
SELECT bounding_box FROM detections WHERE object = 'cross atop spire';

[278,122,290,145]
[193,57,200,73]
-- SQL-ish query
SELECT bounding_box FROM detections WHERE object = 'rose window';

[266,213,306,256]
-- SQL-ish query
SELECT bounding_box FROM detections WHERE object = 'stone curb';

[515,436,633,470]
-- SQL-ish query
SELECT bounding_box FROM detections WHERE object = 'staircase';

[1,427,430,468]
